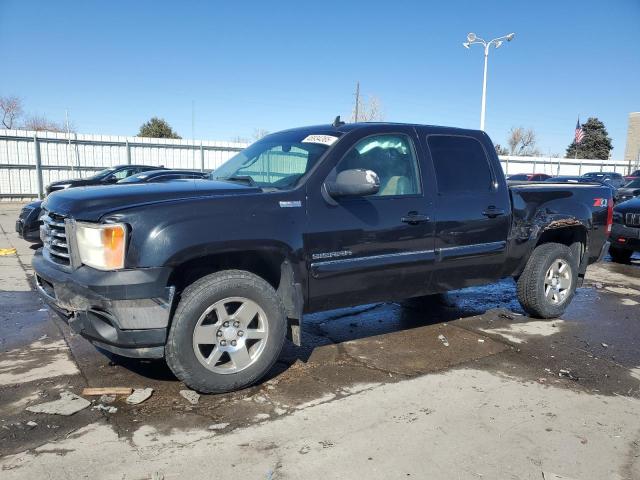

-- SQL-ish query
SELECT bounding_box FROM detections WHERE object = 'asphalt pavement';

[1,202,639,480]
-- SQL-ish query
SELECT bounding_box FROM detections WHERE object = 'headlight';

[75,222,127,270]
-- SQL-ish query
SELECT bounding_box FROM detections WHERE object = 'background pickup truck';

[33,122,612,393]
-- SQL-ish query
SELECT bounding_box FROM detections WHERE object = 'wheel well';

[166,250,304,345]
[536,225,587,261]
[168,250,285,295]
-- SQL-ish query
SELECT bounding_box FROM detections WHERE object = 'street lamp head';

[462,42,470,49]
[506,32,515,41]
[494,40,503,49]
[467,32,476,42]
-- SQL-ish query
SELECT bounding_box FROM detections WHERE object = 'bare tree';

[507,127,539,156]
[0,96,23,129]
[351,95,384,122]
[252,128,270,141]
[23,115,65,133]
[494,143,509,156]
[230,135,249,144]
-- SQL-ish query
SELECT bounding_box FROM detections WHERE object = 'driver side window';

[336,134,421,196]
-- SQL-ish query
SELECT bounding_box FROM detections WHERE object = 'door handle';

[401,212,430,225]
[482,206,506,218]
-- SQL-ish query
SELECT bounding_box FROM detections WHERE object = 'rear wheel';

[165,270,286,393]
[516,243,578,318]
[609,245,633,264]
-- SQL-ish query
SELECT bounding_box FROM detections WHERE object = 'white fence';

[0,129,633,200]
[499,155,631,177]
[0,130,247,200]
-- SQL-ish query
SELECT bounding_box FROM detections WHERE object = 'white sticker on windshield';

[301,134,339,146]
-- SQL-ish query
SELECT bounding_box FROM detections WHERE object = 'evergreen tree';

[565,117,612,160]
[138,117,181,139]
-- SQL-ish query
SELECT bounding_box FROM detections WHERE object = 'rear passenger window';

[427,135,493,193]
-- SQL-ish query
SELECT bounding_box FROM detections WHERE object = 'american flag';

[574,118,584,144]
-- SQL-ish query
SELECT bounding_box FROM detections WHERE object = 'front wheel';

[516,243,578,318]
[165,270,287,393]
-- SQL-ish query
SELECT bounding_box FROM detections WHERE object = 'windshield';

[118,172,149,183]
[87,167,117,180]
[582,172,608,179]
[210,131,337,189]
[624,179,640,188]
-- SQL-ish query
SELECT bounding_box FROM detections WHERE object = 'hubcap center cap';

[222,326,237,341]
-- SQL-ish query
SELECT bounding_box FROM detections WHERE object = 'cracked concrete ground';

[1,203,640,479]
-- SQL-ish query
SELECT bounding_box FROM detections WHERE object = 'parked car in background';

[544,176,617,198]
[117,169,207,184]
[506,173,552,181]
[46,164,162,195]
[580,172,626,189]
[33,121,612,393]
[624,169,640,182]
[544,176,583,183]
[615,179,640,204]
[18,164,160,242]
[610,197,640,263]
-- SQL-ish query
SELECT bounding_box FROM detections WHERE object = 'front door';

[305,129,436,311]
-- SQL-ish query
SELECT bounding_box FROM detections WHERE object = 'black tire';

[165,270,286,393]
[516,243,578,319]
[609,245,633,264]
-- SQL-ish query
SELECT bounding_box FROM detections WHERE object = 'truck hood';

[614,196,640,214]
[43,179,261,221]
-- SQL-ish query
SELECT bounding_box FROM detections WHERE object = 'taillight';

[606,197,613,235]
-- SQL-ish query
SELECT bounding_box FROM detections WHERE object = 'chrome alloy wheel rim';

[544,259,572,305]
[192,297,268,374]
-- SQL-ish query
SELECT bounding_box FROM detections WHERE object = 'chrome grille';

[625,212,640,228]
[41,211,71,266]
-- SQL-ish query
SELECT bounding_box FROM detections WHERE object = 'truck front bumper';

[610,224,640,251]
[32,250,174,359]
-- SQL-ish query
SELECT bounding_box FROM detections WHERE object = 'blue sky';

[1,0,638,156]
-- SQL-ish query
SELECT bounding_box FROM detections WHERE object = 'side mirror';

[103,175,118,184]
[323,169,380,204]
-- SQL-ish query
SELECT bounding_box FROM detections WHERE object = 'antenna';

[332,116,345,128]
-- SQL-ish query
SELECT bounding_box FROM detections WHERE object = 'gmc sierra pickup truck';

[33,121,612,393]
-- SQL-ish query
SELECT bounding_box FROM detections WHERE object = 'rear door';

[306,127,437,311]
[420,132,511,290]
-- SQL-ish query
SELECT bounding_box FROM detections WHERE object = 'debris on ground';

[558,369,578,381]
[126,388,153,405]
[477,338,485,343]
[542,472,578,480]
[26,421,37,428]
[92,404,118,414]
[601,343,609,348]
[0,247,17,256]
[438,334,449,347]
[82,387,133,396]
[99,395,116,404]
[26,391,90,416]
[207,422,230,431]
[499,312,514,320]
[179,390,200,405]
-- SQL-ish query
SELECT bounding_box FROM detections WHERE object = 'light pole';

[463,32,515,131]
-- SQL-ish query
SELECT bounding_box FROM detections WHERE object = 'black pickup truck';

[33,122,612,393]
